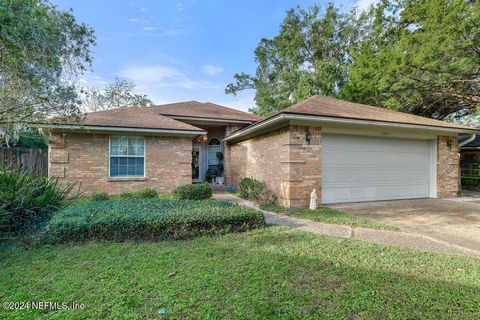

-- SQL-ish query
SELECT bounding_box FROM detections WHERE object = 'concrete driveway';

[331,199,480,252]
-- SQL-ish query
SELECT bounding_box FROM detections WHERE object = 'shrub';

[41,198,265,244]
[238,178,277,205]
[120,188,159,199]
[0,169,75,236]
[90,192,109,201]
[172,182,212,200]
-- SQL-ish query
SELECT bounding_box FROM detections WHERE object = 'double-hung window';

[109,136,145,177]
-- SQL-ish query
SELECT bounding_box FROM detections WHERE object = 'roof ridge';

[202,101,256,115]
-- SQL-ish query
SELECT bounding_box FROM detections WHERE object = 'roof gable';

[149,101,262,122]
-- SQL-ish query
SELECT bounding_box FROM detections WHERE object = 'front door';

[192,147,200,182]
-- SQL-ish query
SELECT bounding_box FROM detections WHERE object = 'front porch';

[191,125,226,183]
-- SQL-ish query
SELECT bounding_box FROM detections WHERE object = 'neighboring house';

[44,96,477,207]
[458,128,480,164]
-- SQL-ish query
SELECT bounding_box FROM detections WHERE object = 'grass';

[261,204,396,230]
[1,226,479,319]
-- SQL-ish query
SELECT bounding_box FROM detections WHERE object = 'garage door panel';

[322,135,433,204]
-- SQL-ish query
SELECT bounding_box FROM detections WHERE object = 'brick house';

[45,96,477,207]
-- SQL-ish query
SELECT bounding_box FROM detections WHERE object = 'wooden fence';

[0,148,48,176]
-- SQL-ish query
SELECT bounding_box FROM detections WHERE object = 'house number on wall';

[380,131,390,136]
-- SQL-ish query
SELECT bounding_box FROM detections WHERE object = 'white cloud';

[140,26,157,32]
[118,65,220,92]
[139,7,146,13]
[201,64,224,76]
[126,18,149,23]
[160,28,192,36]
[355,0,379,11]
[78,72,108,88]
[176,3,184,11]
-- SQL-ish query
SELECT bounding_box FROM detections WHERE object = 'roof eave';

[224,113,477,142]
[37,124,206,136]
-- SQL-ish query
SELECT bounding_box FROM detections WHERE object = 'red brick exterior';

[226,130,460,207]
[48,132,192,195]
[49,129,460,204]
[437,135,459,198]
[225,125,322,207]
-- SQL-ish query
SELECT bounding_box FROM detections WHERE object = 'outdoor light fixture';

[447,139,452,149]
[305,130,312,144]
[202,135,208,142]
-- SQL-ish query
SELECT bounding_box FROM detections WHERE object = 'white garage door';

[322,134,434,204]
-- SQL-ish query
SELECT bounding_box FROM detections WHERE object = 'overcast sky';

[54,0,377,112]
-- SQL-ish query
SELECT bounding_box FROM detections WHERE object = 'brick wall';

[437,135,459,198]
[226,125,322,207]
[49,132,192,195]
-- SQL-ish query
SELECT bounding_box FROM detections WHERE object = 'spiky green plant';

[0,169,76,236]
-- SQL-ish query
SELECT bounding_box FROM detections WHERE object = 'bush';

[172,182,212,200]
[238,178,277,205]
[120,188,159,199]
[90,192,109,201]
[0,169,75,236]
[41,198,265,244]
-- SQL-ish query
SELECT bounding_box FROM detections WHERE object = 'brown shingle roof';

[58,107,204,132]
[281,95,472,130]
[149,101,262,122]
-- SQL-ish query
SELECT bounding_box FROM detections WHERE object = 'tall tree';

[342,0,480,120]
[225,4,358,116]
[0,0,95,132]
[82,78,152,112]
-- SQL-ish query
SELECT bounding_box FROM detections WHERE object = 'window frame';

[108,136,146,178]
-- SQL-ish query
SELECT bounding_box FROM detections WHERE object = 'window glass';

[109,137,145,177]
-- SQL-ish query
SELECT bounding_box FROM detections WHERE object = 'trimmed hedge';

[90,192,109,201]
[120,188,159,199]
[238,178,277,205]
[41,198,265,244]
[172,182,212,200]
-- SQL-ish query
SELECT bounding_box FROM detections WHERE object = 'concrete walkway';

[213,191,480,257]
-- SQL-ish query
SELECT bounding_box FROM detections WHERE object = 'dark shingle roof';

[149,101,262,122]
[57,107,204,132]
[280,95,473,130]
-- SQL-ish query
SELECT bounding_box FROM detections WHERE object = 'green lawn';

[1,227,479,319]
[261,204,396,230]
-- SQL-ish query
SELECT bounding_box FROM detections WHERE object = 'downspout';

[459,133,476,147]
[457,133,476,196]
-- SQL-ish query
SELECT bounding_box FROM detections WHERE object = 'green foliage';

[120,188,159,199]
[0,0,96,134]
[2,227,479,319]
[342,0,480,120]
[0,129,48,149]
[172,183,212,200]
[227,1,480,121]
[82,77,152,112]
[0,170,75,236]
[90,191,109,201]
[40,198,265,244]
[238,178,277,205]
[226,4,358,116]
